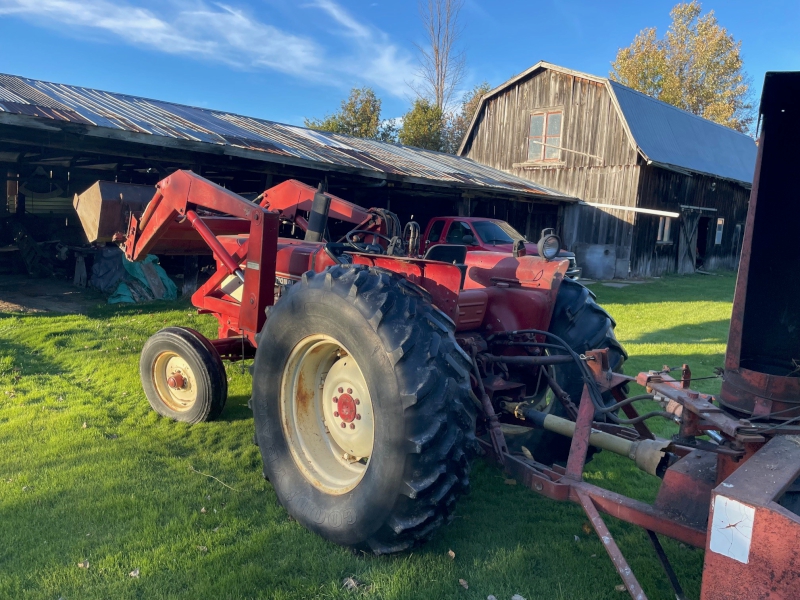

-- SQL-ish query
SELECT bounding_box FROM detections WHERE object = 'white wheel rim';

[281,335,375,494]
[152,351,198,412]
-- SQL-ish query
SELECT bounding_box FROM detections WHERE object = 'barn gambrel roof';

[459,62,757,186]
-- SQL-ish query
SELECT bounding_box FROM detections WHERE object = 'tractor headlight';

[537,231,561,261]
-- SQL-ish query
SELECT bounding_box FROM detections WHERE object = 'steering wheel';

[345,230,395,254]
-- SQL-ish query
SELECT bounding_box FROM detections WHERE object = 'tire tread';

[262,265,476,554]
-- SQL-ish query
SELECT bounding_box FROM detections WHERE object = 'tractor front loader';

[75,71,800,600]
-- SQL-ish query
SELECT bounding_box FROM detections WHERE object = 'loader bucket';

[73,181,154,243]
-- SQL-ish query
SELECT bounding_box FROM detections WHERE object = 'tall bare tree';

[413,0,466,110]
[610,1,753,133]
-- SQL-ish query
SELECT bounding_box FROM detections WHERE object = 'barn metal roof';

[459,61,757,186]
[0,73,572,201]
[607,81,757,185]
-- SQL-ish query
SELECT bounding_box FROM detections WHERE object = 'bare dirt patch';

[0,276,104,314]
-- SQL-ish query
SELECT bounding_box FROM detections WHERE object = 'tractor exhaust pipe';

[304,184,331,243]
[507,403,672,477]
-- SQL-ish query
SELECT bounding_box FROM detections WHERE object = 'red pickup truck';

[423,216,581,279]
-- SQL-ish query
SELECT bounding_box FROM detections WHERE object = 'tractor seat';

[423,244,468,287]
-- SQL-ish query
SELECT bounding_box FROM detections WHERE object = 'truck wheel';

[140,327,228,423]
[517,278,627,464]
[251,265,476,554]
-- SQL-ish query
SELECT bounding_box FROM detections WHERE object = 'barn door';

[678,209,701,274]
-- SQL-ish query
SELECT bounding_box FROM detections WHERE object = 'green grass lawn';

[0,272,736,600]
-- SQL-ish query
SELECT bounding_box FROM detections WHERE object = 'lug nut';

[333,396,338,403]
[338,387,343,393]
[355,399,360,405]
[347,388,352,394]
[333,411,339,418]
[341,423,346,428]
[349,423,355,429]
[356,414,361,420]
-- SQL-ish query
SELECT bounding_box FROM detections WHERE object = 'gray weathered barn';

[459,62,758,278]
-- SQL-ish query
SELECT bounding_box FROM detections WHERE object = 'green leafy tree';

[305,87,397,142]
[610,1,753,133]
[398,98,444,151]
[443,81,491,154]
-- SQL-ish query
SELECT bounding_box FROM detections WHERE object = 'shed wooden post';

[5,171,15,215]
[457,195,473,217]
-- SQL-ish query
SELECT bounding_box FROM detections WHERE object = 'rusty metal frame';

[480,347,800,599]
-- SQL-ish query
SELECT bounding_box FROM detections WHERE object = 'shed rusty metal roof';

[0,73,572,201]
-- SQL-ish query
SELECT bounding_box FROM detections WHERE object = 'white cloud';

[310,0,418,97]
[313,0,372,39]
[0,0,416,97]
[0,0,320,75]
[178,4,321,74]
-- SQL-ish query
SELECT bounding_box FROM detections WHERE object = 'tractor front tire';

[516,278,627,464]
[140,327,228,423]
[251,265,476,554]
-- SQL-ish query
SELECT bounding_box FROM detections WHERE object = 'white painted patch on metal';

[709,495,755,564]
[220,274,243,302]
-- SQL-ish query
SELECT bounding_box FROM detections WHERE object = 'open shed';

[0,72,574,269]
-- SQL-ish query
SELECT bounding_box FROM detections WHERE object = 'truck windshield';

[472,220,526,244]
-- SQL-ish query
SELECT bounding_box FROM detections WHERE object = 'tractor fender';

[462,252,569,332]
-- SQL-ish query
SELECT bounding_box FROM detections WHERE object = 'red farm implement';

[75,72,800,599]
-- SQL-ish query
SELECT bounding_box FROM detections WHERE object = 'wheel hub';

[168,373,186,389]
[152,352,197,411]
[281,335,375,494]
[322,359,373,458]
[335,393,357,423]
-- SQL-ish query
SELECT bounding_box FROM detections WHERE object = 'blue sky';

[0,0,796,126]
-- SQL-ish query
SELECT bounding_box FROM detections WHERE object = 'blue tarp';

[109,254,178,304]
[89,247,177,304]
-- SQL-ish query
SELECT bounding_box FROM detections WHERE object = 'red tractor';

[78,71,800,598]
[82,172,623,553]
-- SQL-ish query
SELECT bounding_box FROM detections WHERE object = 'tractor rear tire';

[517,278,627,465]
[250,264,477,554]
[140,327,228,423]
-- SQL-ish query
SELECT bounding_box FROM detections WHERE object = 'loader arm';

[259,179,391,238]
[123,169,279,338]
[124,170,271,262]
[260,179,370,226]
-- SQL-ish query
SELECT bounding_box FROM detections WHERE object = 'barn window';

[527,110,563,162]
[657,216,672,244]
[715,218,725,244]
